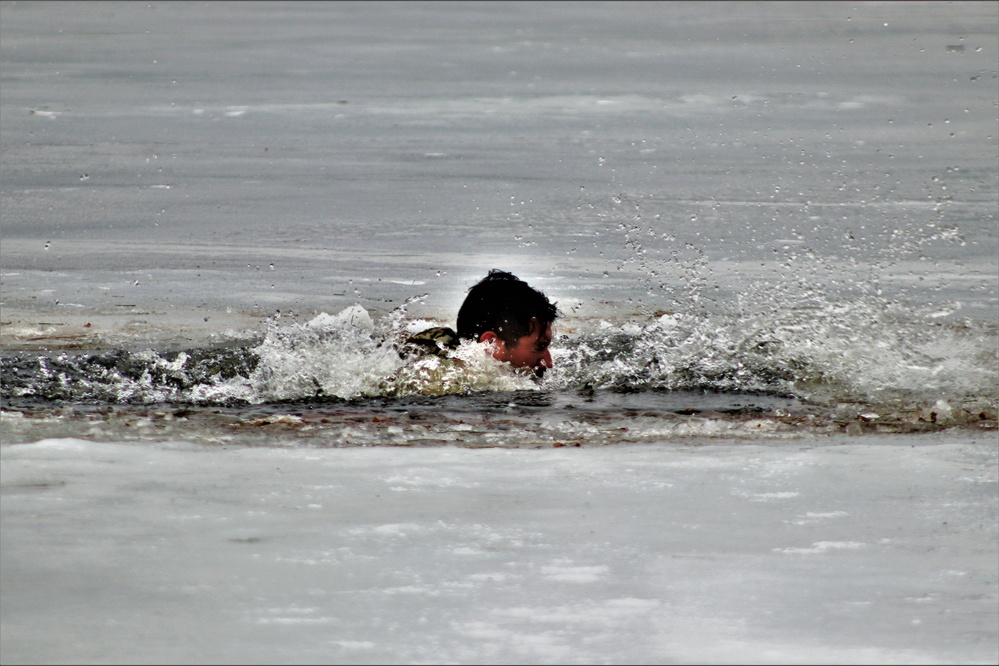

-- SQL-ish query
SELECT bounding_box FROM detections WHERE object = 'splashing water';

[2,190,995,442]
[548,303,996,409]
[2,296,995,447]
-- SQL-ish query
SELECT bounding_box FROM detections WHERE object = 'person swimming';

[406,269,558,377]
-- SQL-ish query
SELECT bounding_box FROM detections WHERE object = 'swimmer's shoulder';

[405,326,460,358]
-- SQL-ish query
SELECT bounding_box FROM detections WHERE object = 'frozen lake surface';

[2,435,997,665]
[1,1,997,663]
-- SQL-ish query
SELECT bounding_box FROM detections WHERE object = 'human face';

[484,321,553,377]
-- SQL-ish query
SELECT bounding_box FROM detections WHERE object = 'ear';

[478,331,501,346]
[478,331,506,359]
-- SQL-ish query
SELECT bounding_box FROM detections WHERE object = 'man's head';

[456,270,557,376]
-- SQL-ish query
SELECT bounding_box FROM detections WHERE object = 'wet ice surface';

[2,1,997,333]
[2,436,997,665]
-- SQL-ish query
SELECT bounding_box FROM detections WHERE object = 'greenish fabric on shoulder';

[405,326,460,359]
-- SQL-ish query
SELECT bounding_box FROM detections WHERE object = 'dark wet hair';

[456,269,558,346]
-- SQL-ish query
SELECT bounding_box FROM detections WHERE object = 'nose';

[533,350,553,379]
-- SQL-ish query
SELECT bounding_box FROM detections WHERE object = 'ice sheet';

[2,435,996,664]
